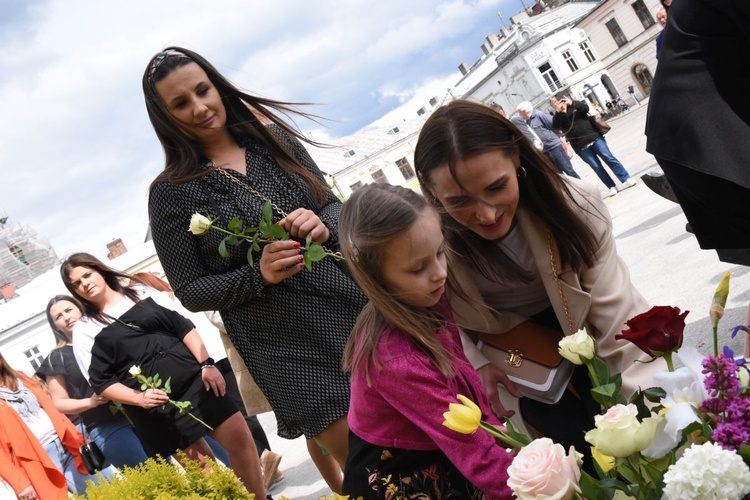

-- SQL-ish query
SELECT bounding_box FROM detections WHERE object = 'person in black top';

[551,94,635,197]
[61,252,266,498]
[37,295,149,470]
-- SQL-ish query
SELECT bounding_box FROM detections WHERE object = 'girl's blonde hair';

[339,183,456,383]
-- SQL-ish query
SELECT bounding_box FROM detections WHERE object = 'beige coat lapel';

[517,209,591,335]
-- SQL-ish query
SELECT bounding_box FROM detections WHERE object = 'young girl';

[338,183,513,499]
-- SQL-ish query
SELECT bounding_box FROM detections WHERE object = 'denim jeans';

[87,418,149,469]
[577,137,630,189]
[44,437,111,495]
[545,145,580,179]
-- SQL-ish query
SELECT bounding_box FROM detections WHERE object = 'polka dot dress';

[149,128,367,439]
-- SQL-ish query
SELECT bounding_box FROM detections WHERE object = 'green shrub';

[75,455,254,499]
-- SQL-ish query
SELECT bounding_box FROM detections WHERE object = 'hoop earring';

[517,166,528,178]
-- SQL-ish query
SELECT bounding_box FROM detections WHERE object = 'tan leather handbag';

[476,231,581,404]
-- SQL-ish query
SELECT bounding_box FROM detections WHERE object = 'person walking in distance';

[627,85,640,106]
[512,101,580,179]
[551,94,636,197]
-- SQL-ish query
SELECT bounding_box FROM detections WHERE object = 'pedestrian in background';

[512,101,580,179]
[627,85,640,106]
[551,94,636,197]
[655,7,667,59]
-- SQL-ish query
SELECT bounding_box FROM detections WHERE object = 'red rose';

[615,306,689,357]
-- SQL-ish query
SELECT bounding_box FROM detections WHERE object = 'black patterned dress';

[148,129,367,439]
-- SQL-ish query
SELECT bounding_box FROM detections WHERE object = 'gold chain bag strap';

[476,230,576,404]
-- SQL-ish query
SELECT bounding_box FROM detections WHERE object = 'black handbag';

[78,423,110,474]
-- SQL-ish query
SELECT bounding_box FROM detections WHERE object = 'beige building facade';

[575,0,663,105]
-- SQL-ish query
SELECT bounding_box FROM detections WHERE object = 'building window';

[632,0,655,29]
[605,18,628,47]
[537,62,562,92]
[350,181,364,192]
[24,346,44,370]
[396,157,415,180]
[561,50,579,72]
[372,170,388,184]
[579,41,597,63]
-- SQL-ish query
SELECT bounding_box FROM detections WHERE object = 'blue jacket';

[512,110,562,152]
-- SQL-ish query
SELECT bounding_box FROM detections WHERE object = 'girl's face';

[380,209,447,308]
[49,300,81,338]
[429,150,520,241]
[67,266,108,305]
[155,62,227,144]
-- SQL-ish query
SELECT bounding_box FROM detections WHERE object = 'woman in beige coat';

[413,100,664,472]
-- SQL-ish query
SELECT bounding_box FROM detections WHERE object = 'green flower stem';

[479,422,526,449]
[113,402,136,428]
[712,325,719,357]
[168,399,214,431]
[663,351,675,372]
[585,361,601,388]
[208,226,345,261]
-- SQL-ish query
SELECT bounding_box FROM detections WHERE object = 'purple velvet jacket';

[348,305,514,499]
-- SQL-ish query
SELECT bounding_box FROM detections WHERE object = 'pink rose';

[507,438,582,500]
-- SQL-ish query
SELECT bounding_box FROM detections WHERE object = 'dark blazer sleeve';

[149,182,267,313]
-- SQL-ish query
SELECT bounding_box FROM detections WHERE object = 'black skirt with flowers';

[342,431,486,499]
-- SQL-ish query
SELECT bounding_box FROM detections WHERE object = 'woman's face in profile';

[428,150,521,241]
[50,300,82,338]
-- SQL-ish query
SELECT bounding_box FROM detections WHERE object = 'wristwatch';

[199,357,215,369]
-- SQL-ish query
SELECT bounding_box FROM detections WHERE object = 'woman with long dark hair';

[142,46,366,475]
[61,252,265,498]
[413,99,663,471]
[37,295,149,471]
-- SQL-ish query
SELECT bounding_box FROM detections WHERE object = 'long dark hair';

[142,46,329,205]
[45,295,84,346]
[414,99,599,281]
[60,252,144,324]
[339,183,458,382]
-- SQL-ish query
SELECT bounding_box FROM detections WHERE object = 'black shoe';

[685,223,694,234]
[641,172,678,203]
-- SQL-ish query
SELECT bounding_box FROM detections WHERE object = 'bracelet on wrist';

[199,357,215,369]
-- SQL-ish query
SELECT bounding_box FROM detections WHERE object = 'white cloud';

[0,0,513,261]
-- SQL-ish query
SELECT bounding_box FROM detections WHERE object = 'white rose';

[558,329,596,365]
[584,404,661,457]
[188,214,212,235]
[128,365,142,377]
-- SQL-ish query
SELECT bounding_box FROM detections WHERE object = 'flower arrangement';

[129,365,213,430]
[443,271,750,499]
[188,200,344,270]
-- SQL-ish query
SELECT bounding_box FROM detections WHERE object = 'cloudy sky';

[0,0,515,260]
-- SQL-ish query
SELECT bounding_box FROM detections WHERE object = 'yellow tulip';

[710,271,730,328]
[442,394,481,434]
[591,447,615,474]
